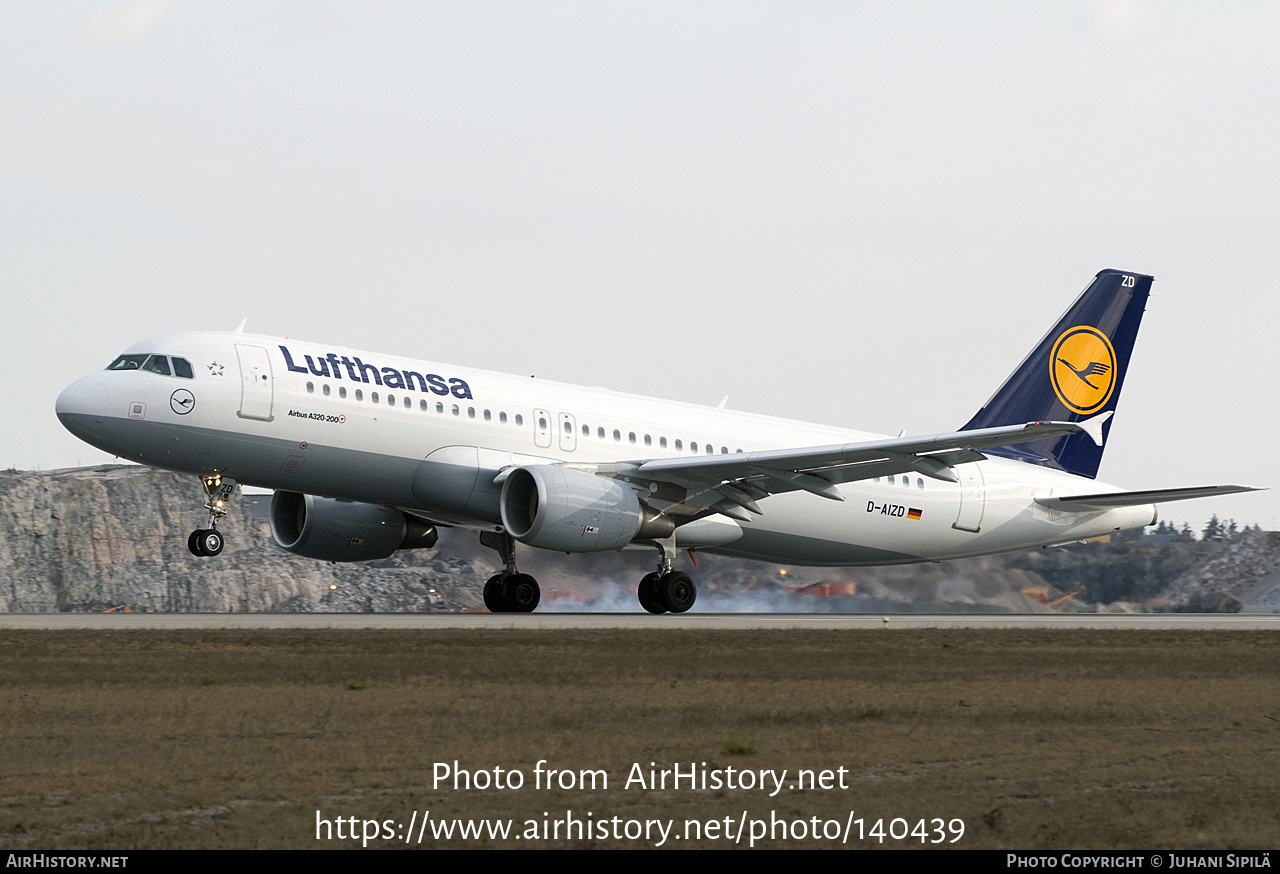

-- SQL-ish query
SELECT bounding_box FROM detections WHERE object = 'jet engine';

[499,466,673,552]
[270,491,438,562]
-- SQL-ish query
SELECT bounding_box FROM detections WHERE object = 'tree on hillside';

[1203,515,1222,540]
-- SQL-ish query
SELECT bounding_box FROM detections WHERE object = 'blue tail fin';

[959,268,1152,479]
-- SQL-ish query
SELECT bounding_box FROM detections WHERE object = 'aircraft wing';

[1034,485,1259,511]
[595,419,1103,521]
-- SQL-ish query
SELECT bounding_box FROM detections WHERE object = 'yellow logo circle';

[1049,326,1116,415]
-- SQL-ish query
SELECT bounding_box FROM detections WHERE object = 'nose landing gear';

[188,474,235,557]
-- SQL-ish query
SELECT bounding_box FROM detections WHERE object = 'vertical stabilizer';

[959,269,1152,479]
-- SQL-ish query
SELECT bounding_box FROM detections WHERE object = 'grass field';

[1,629,1277,849]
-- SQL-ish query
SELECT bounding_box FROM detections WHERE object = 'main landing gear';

[476,532,698,614]
[188,474,234,557]
[637,536,697,614]
[479,532,541,613]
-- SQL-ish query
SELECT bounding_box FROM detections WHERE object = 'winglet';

[234,318,248,334]
[1079,411,1113,447]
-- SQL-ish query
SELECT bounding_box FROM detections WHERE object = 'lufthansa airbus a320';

[56,269,1256,613]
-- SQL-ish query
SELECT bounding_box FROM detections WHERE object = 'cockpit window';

[141,355,171,376]
[107,354,149,371]
[107,353,194,379]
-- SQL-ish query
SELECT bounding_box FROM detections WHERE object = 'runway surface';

[1,612,1277,629]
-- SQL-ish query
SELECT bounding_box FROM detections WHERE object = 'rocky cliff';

[2,465,1275,613]
[1162,528,1280,611]
[0,466,487,613]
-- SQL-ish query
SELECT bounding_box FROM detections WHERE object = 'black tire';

[198,529,224,557]
[638,572,666,614]
[483,574,506,613]
[504,573,540,613]
[658,571,696,613]
[188,529,207,557]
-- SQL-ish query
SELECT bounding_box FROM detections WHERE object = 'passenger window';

[172,358,194,379]
[323,384,331,396]
[142,355,171,376]
[582,424,589,436]
[659,437,667,448]
[403,397,410,409]
[340,387,347,399]
[564,421,572,433]
[387,394,395,406]
[721,446,728,454]
[355,389,364,401]
[500,411,508,424]
[452,405,460,416]
[691,442,698,452]
[515,414,523,426]
[706,445,713,454]
[306,382,314,393]
[419,399,426,411]
[613,429,621,441]
[629,432,636,444]
[437,402,444,413]
[372,391,380,403]
[675,440,683,450]
[539,415,547,429]
[598,427,605,439]
[644,434,652,446]
[484,409,492,421]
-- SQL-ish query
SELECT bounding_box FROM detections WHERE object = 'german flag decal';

[907,508,923,520]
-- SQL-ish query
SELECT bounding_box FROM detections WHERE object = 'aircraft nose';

[56,375,109,438]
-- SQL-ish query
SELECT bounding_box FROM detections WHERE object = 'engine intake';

[270,492,437,562]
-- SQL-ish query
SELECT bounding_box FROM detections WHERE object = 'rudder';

[959,268,1153,479]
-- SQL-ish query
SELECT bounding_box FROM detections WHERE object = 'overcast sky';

[3,1,1276,529]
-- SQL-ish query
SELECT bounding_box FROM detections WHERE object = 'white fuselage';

[56,331,1156,567]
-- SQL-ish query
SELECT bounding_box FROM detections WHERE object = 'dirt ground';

[1,629,1276,849]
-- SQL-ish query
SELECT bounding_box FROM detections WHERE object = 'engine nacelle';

[270,491,438,562]
[500,466,670,552]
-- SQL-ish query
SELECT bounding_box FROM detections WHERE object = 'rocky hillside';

[1161,528,1280,611]
[1,465,1274,613]
[0,466,487,613]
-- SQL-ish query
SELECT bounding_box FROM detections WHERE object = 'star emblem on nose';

[208,362,224,377]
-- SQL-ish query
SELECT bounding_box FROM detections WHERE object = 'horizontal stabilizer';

[1035,485,1259,511]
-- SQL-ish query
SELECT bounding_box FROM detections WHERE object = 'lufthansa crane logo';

[1050,326,1116,415]
[170,389,196,415]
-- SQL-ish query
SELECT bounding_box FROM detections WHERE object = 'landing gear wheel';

[638,572,667,614]
[503,573,540,613]
[192,474,233,557]
[658,571,696,613]
[196,529,224,557]
[483,574,506,613]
